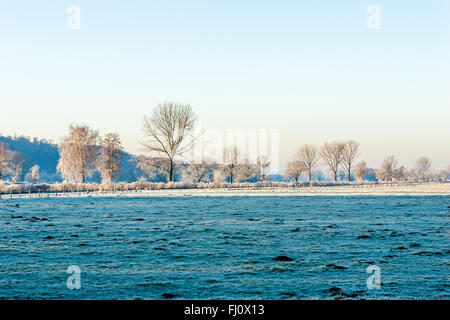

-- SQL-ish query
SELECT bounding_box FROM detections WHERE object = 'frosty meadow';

[1,194,448,299]
[1,1,449,305]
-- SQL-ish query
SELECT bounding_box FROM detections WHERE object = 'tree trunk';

[230,172,233,184]
[168,161,174,182]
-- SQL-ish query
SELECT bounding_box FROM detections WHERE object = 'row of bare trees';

[57,125,124,184]
[285,142,442,183]
[57,102,447,184]
[2,102,448,185]
[139,102,273,184]
[370,155,440,182]
[136,145,271,184]
[285,141,360,183]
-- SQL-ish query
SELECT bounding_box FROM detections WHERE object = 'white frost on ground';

[4,183,449,199]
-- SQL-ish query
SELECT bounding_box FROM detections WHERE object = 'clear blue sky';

[1,0,449,170]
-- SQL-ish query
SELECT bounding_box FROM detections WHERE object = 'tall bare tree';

[222,145,241,184]
[142,102,197,182]
[297,144,319,182]
[415,156,432,182]
[57,125,99,183]
[341,140,360,181]
[97,133,124,184]
[256,155,271,181]
[285,160,304,184]
[320,141,345,181]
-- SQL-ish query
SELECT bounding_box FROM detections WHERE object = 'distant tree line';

[284,141,446,183]
[0,102,449,185]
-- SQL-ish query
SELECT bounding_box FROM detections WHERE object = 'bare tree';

[375,156,398,181]
[415,156,432,182]
[256,155,271,181]
[222,145,241,184]
[392,166,405,181]
[285,160,304,184]
[57,125,99,183]
[320,141,345,181]
[341,140,360,181]
[297,144,319,182]
[184,159,216,183]
[238,159,259,182]
[142,102,197,182]
[97,133,124,184]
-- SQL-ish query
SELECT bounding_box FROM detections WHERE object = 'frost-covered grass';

[0,195,448,299]
[0,182,449,199]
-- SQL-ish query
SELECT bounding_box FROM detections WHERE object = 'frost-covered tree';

[296,144,319,182]
[57,125,99,183]
[10,151,24,183]
[30,165,40,184]
[238,159,259,182]
[213,169,226,183]
[406,168,418,182]
[320,141,345,181]
[285,160,304,184]
[256,155,271,181]
[97,133,124,184]
[0,142,12,180]
[392,166,405,181]
[142,102,197,182]
[354,161,368,181]
[375,156,398,181]
[415,156,432,182]
[221,145,241,184]
[184,159,216,183]
[0,143,24,181]
[341,140,360,181]
[136,155,170,182]
[433,170,448,182]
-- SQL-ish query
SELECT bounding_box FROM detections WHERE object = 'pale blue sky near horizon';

[0,0,449,170]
